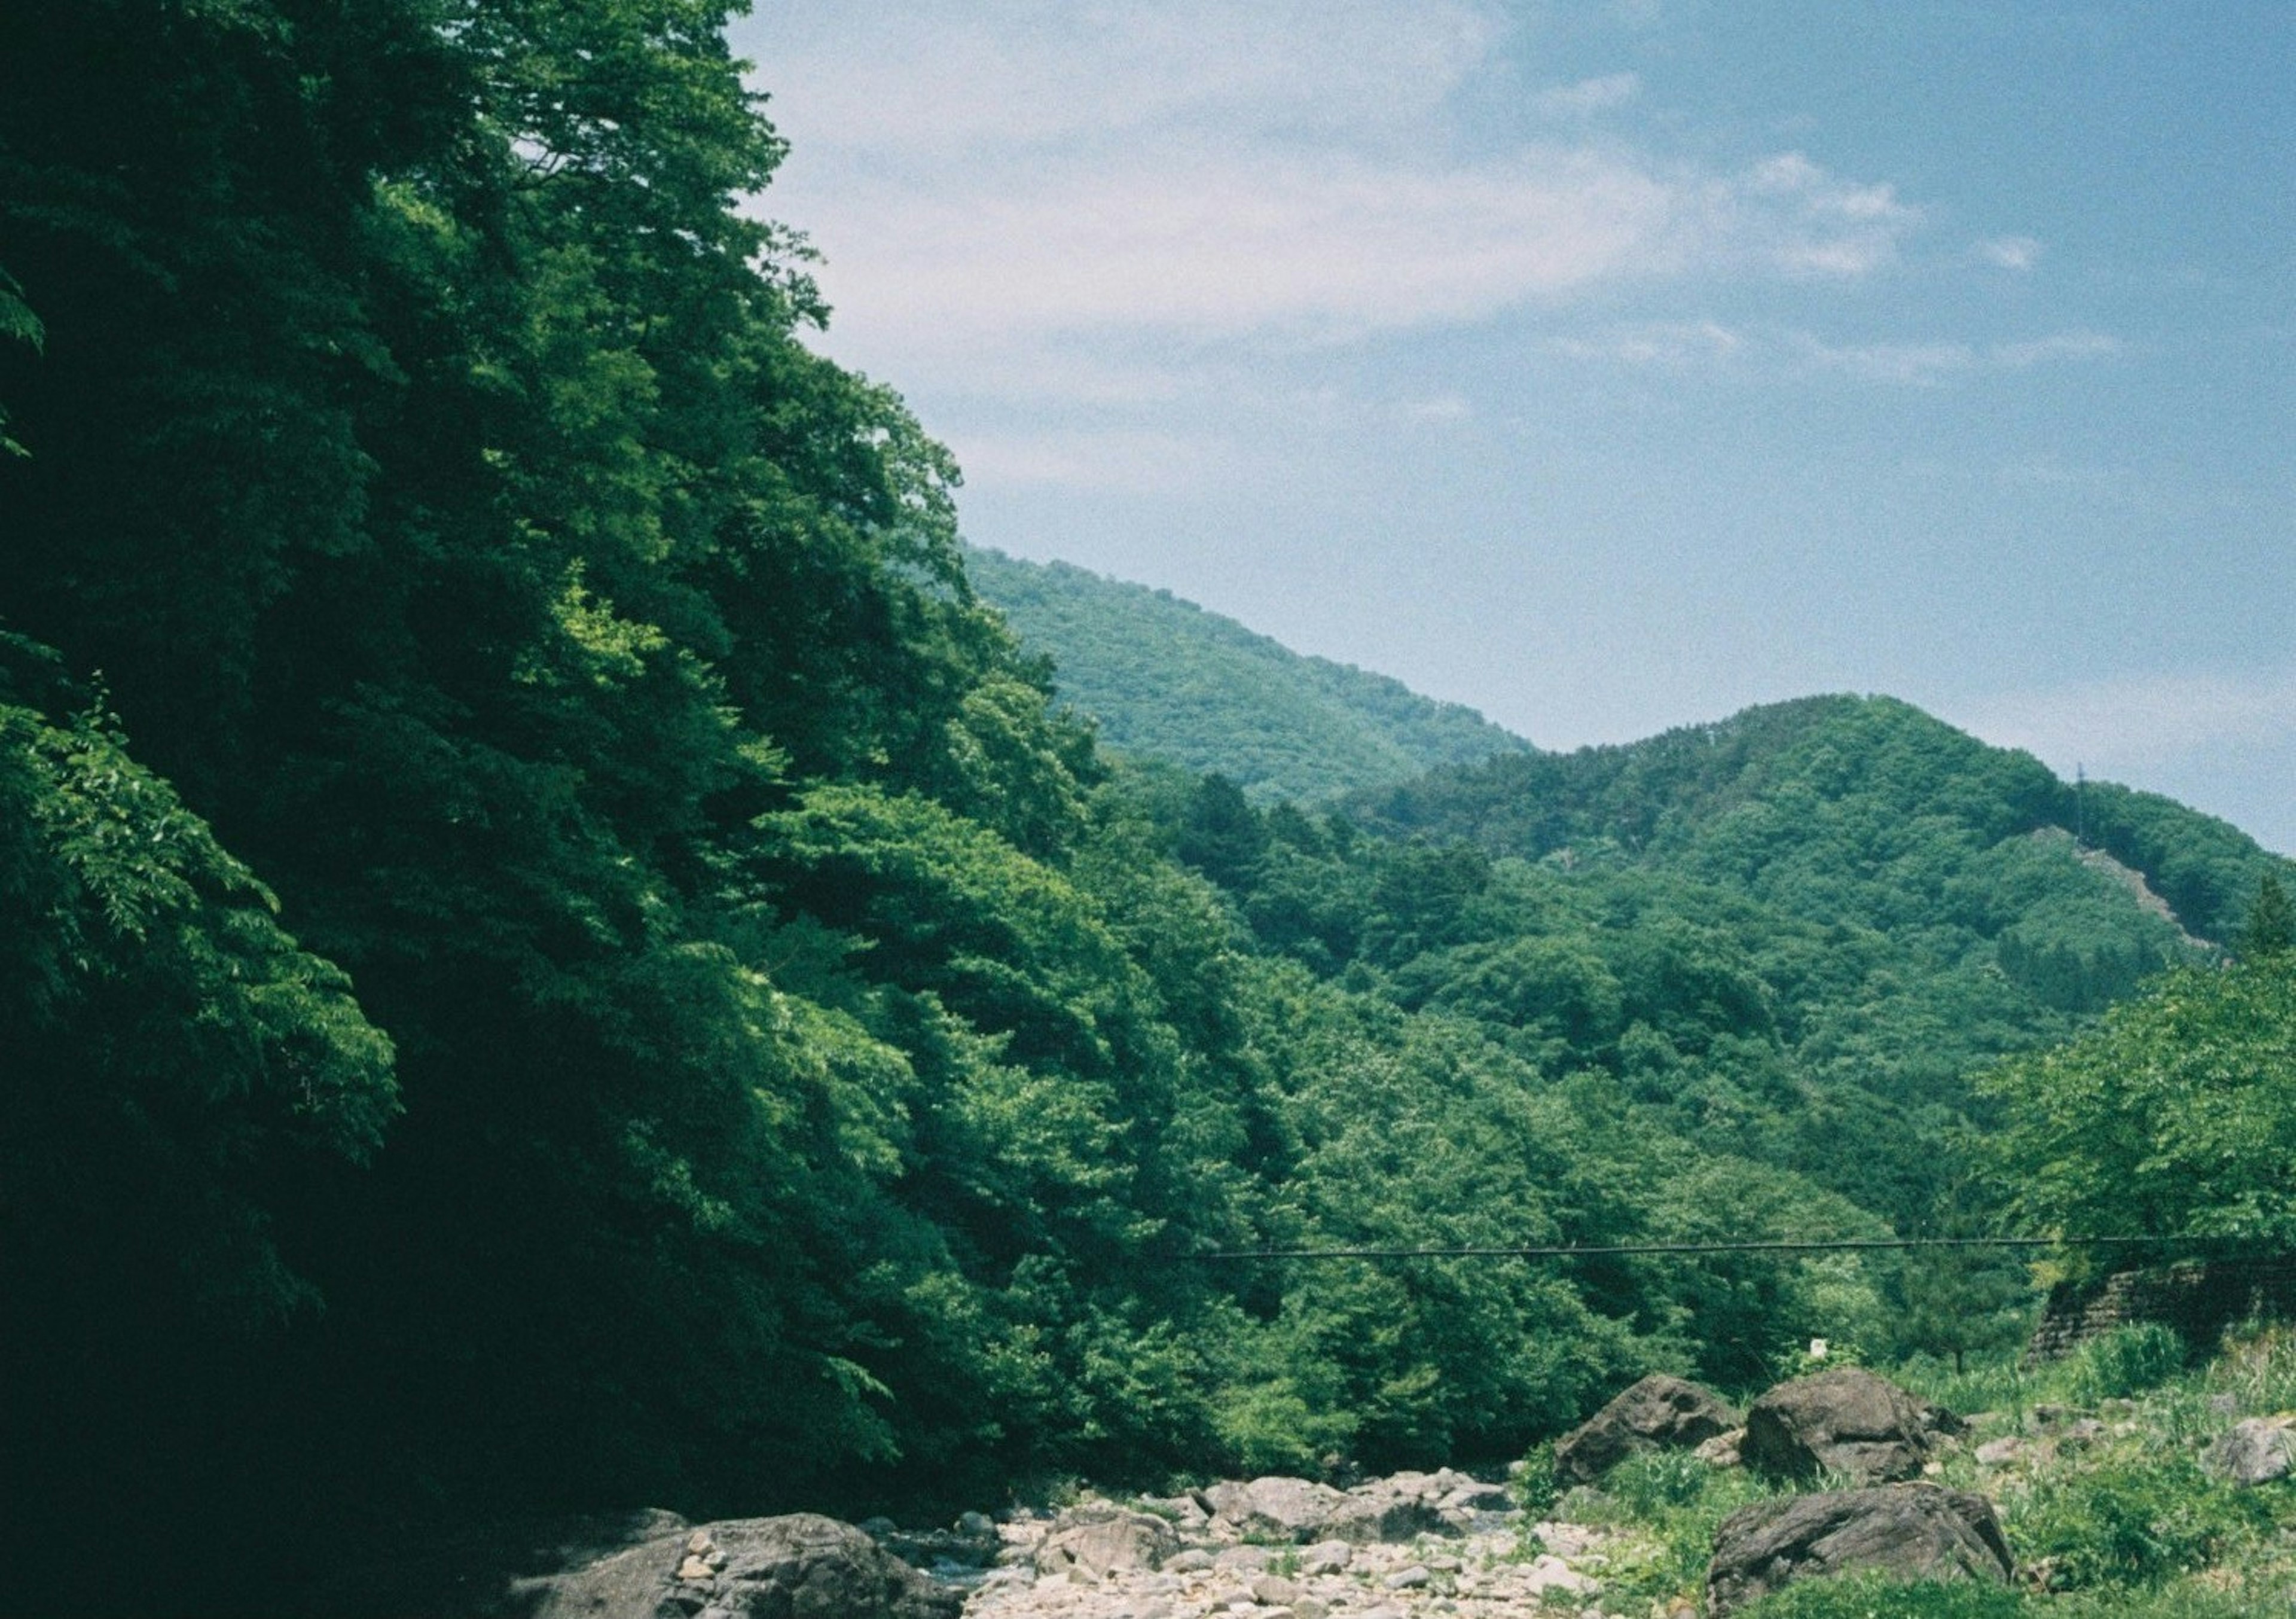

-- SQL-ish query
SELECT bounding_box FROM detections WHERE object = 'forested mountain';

[964,545,1529,800]
[4,8,2294,1617]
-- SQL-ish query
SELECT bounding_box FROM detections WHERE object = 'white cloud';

[1799,336,1978,385]
[739,3,1931,394]
[1956,666,2296,773]
[1977,234,2042,271]
[944,426,1232,493]
[1534,72,1642,118]
[747,0,1504,158]
[1553,319,1744,365]
[1709,152,1921,277]
[1993,330,2122,367]
[1555,323,2114,382]
[792,146,1681,357]
[1796,328,2122,386]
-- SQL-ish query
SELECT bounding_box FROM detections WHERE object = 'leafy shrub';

[1738,1569,2028,1617]
[1512,1440,1559,1517]
[2012,1452,2269,1589]
[1604,1449,1712,1516]
[2072,1322,2187,1401]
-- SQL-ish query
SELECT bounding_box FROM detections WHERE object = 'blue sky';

[729,1,2293,853]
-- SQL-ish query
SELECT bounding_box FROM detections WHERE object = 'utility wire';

[1189,1234,2254,1262]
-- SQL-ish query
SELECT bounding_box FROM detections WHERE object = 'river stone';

[1555,1373,1741,1485]
[1204,1477,1348,1542]
[1696,1428,1745,1468]
[1742,1368,1963,1484]
[1705,1485,2011,1617]
[2207,1416,2296,1486]
[1033,1509,1179,1578]
[1251,1574,1302,1605]
[517,1512,962,1619]
[1317,1477,1451,1544]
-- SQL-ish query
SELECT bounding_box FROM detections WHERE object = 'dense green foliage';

[1978,955,2296,1250]
[964,545,1529,801]
[4,7,2292,1615]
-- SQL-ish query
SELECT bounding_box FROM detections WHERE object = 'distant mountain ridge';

[968,548,2290,959]
[964,546,1530,801]
[1345,692,2283,948]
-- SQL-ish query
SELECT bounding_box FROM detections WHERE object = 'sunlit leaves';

[0,666,398,1328]
[1977,959,2296,1245]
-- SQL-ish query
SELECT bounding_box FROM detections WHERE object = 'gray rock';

[1317,1478,1451,1544]
[1250,1573,1302,1605]
[1205,1477,1348,1542]
[1137,1493,1211,1532]
[1298,1540,1354,1575]
[1742,1368,1962,1484]
[1704,1485,2012,1618]
[1436,1480,1514,1513]
[1033,1509,1180,1578]
[1383,1565,1431,1590]
[2207,1416,2296,1486]
[1213,1544,1272,1572]
[872,1513,1003,1571]
[516,1512,962,1619]
[1165,1549,1216,1574]
[1695,1428,1744,1469]
[1556,1373,1742,1485]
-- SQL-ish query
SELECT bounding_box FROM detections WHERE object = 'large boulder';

[1554,1373,1741,1485]
[515,1513,963,1619]
[2206,1416,2296,1486]
[1704,1485,2013,1617]
[1033,1508,1180,1578]
[1742,1368,1964,1484]
[1204,1476,1348,1542]
[1318,1471,1464,1542]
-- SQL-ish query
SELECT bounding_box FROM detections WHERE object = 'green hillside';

[965,545,1529,800]
[1155,694,2291,1247]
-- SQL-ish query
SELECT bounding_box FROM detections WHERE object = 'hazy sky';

[728,1,2292,853]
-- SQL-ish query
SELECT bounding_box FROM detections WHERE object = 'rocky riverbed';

[909,1471,1615,1619]
[497,1367,2057,1619]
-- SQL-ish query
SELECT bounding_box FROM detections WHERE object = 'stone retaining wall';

[2025,1257,2296,1364]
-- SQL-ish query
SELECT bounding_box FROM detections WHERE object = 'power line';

[1188,1234,2249,1262]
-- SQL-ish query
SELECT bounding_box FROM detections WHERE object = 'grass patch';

[1737,1570,2025,1618]
[1556,1451,1783,1608]
[2008,1450,2274,1590]
[1545,1328,2296,1617]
